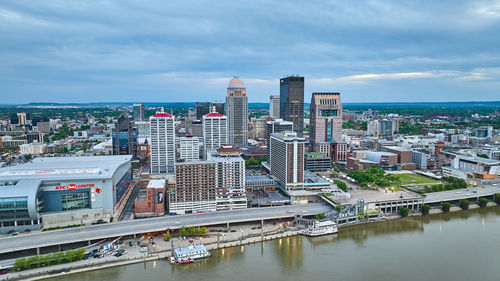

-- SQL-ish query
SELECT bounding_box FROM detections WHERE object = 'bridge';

[0,203,332,258]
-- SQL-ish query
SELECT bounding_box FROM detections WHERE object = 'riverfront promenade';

[3,225,303,281]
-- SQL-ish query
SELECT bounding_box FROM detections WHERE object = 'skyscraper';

[212,102,225,115]
[133,103,145,121]
[112,112,137,155]
[269,95,280,119]
[266,119,293,164]
[203,107,227,151]
[195,102,210,120]
[269,131,305,192]
[310,92,343,154]
[226,76,248,148]
[280,76,304,137]
[150,108,175,174]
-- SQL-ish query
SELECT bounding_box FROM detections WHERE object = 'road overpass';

[0,203,332,257]
[423,184,500,204]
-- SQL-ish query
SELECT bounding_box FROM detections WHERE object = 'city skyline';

[1,1,500,104]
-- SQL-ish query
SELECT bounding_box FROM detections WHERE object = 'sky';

[1,0,500,104]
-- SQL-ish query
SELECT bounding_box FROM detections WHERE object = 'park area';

[391,173,440,186]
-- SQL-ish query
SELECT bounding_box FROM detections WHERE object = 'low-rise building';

[0,155,133,233]
[134,179,166,218]
[305,152,331,171]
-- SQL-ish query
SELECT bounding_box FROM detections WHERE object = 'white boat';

[304,220,338,236]
[172,243,211,263]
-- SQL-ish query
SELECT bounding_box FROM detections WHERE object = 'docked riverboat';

[304,220,338,237]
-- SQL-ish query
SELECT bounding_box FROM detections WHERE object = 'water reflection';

[269,236,303,271]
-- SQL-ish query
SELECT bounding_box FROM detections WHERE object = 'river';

[46,206,500,281]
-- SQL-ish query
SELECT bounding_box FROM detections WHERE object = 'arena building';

[0,155,133,233]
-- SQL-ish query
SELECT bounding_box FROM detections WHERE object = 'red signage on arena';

[55,184,95,190]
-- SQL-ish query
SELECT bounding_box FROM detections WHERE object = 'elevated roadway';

[0,203,331,256]
[423,184,500,204]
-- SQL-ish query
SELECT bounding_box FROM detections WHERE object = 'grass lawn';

[392,173,440,185]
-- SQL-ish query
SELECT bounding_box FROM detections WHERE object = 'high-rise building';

[26,132,44,144]
[150,108,176,174]
[266,119,293,163]
[310,92,343,155]
[379,119,393,138]
[9,113,19,126]
[226,76,248,148]
[133,103,145,122]
[207,148,247,211]
[195,102,210,121]
[112,112,137,155]
[17,113,29,126]
[179,135,199,161]
[135,121,150,139]
[280,76,304,137]
[203,107,227,151]
[170,148,247,214]
[212,102,225,115]
[269,131,305,192]
[250,117,267,139]
[269,95,280,119]
[191,120,203,137]
[367,120,380,137]
[171,161,217,213]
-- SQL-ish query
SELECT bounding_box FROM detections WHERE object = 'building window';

[61,192,89,211]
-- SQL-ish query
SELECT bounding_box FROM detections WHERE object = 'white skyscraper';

[150,108,175,174]
[179,135,199,161]
[203,106,228,151]
[270,131,305,192]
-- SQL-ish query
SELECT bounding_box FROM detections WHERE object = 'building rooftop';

[147,179,166,189]
[383,146,412,152]
[228,76,245,88]
[0,155,132,181]
[204,112,225,118]
[152,113,173,118]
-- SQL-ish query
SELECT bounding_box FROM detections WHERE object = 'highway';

[0,203,331,256]
[423,183,500,204]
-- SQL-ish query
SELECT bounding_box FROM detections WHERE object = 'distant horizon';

[1,100,500,107]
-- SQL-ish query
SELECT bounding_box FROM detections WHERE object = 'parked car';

[0,269,10,275]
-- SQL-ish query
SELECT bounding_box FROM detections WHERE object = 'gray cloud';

[1,0,500,103]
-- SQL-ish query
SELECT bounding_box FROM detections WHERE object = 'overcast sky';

[1,0,500,104]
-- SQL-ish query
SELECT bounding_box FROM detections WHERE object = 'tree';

[421,204,431,215]
[495,193,500,204]
[13,257,26,271]
[442,202,451,212]
[459,199,470,210]
[179,226,188,236]
[399,207,409,217]
[479,198,488,208]
[314,213,325,220]
[199,227,207,235]
[333,180,348,192]
[245,158,260,168]
[163,233,171,241]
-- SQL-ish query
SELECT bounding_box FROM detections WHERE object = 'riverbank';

[4,202,499,281]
